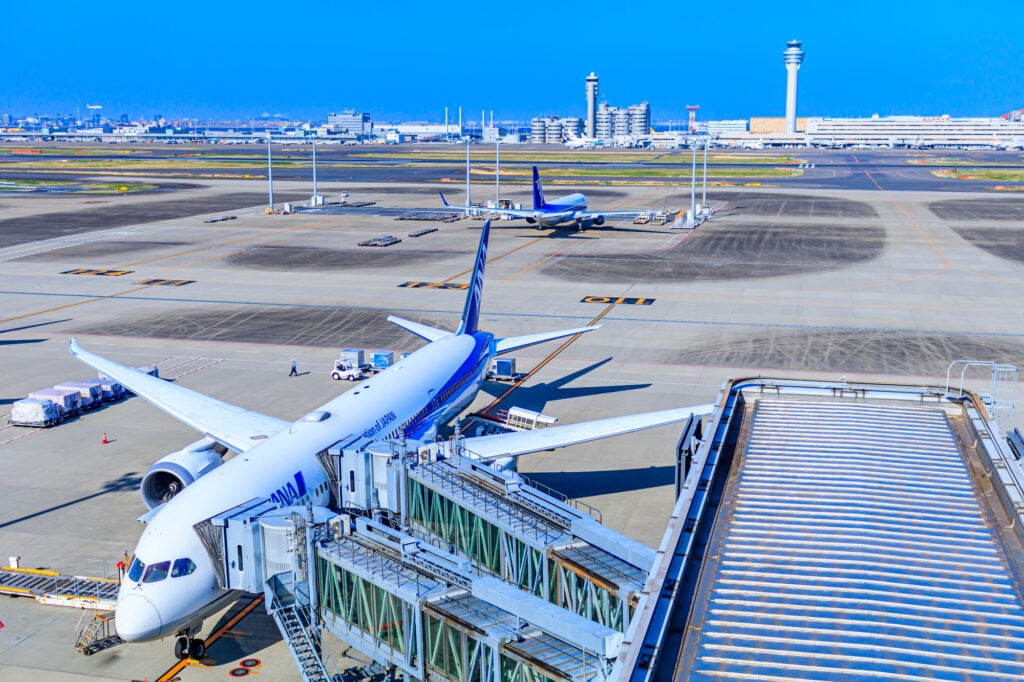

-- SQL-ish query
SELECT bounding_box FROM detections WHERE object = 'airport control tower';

[783,39,804,134]
[585,72,599,138]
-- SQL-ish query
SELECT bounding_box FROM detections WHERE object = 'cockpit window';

[142,560,171,583]
[127,557,145,582]
[171,558,196,578]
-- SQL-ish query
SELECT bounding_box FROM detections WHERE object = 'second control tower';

[585,72,599,138]
[783,40,804,134]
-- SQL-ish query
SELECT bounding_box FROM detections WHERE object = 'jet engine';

[591,215,605,226]
[140,438,228,509]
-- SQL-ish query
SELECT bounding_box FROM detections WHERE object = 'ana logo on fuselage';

[271,471,309,506]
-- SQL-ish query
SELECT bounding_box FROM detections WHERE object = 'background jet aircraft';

[442,166,654,230]
[69,219,711,661]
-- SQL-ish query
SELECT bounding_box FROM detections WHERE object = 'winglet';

[439,191,451,207]
[457,219,490,335]
[531,166,546,210]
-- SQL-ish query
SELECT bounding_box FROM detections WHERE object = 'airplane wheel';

[189,638,206,660]
[174,636,188,660]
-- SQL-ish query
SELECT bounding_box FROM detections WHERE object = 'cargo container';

[487,357,519,381]
[28,387,81,417]
[370,351,394,370]
[91,378,125,402]
[9,398,61,427]
[339,349,365,368]
[55,381,103,411]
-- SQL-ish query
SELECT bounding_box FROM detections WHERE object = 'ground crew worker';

[289,359,298,377]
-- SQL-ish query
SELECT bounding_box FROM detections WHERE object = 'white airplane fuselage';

[115,332,492,642]
[533,193,588,228]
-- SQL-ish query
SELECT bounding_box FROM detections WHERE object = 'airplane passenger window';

[171,558,196,578]
[128,557,145,582]
[143,560,171,583]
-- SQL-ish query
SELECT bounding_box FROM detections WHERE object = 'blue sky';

[3,1,1023,124]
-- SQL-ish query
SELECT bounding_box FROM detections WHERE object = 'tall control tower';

[783,40,804,134]
[585,72,599,138]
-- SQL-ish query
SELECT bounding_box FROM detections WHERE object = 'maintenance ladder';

[0,566,118,609]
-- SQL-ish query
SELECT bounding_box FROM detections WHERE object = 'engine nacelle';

[141,438,227,509]
[591,214,605,226]
[525,217,537,225]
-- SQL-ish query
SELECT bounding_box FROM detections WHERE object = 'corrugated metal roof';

[685,400,1024,681]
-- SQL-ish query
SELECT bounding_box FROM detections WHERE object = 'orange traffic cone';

[101,433,108,445]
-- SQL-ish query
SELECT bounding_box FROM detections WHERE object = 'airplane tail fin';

[531,166,546,210]
[457,219,490,335]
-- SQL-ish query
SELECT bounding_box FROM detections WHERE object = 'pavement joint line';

[499,239,589,285]
[481,303,617,415]
[442,236,545,283]
[156,594,265,682]
[0,284,156,326]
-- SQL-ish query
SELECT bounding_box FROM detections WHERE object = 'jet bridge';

[206,439,660,682]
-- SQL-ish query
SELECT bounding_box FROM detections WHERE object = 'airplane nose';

[115,594,164,642]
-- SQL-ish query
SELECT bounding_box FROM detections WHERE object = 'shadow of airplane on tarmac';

[478,357,651,415]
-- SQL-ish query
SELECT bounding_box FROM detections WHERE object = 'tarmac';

[1,149,1024,680]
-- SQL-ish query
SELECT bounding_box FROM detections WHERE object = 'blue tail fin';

[532,166,546,210]
[457,219,490,335]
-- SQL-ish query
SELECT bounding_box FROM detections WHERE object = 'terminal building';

[805,114,1024,148]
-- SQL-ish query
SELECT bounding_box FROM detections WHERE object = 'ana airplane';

[69,220,711,661]
[441,166,645,230]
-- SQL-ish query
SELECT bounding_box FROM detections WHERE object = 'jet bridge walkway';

[211,444,659,682]
[617,377,1024,682]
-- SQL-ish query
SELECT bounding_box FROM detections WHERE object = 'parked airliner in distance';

[441,166,648,230]
[69,219,711,661]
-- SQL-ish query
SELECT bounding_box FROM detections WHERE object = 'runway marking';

[499,238,588,285]
[399,281,468,290]
[479,304,616,415]
[0,284,155,326]
[582,296,654,305]
[156,594,265,682]
[168,358,224,380]
[1,427,40,445]
[134,278,195,287]
[442,236,545,283]
[892,200,950,266]
[61,268,133,276]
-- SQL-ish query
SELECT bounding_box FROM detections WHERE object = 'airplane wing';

[447,404,716,461]
[388,315,452,343]
[69,338,289,452]
[494,326,599,355]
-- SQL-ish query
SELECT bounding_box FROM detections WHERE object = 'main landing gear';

[174,629,206,660]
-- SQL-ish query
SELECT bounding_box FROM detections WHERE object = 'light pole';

[689,140,697,223]
[701,137,709,215]
[311,136,318,206]
[267,136,274,212]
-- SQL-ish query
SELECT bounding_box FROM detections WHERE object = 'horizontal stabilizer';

[494,325,599,355]
[452,404,715,461]
[388,315,452,343]
[69,338,288,452]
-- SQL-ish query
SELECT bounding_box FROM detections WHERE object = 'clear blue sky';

[3,1,1023,124]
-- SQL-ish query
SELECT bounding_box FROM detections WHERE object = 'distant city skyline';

[3,1,1023,124]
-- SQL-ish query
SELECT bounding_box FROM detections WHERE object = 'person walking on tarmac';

[289,359,298,377]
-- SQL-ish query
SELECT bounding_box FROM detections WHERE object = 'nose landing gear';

[174,634,207,660]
